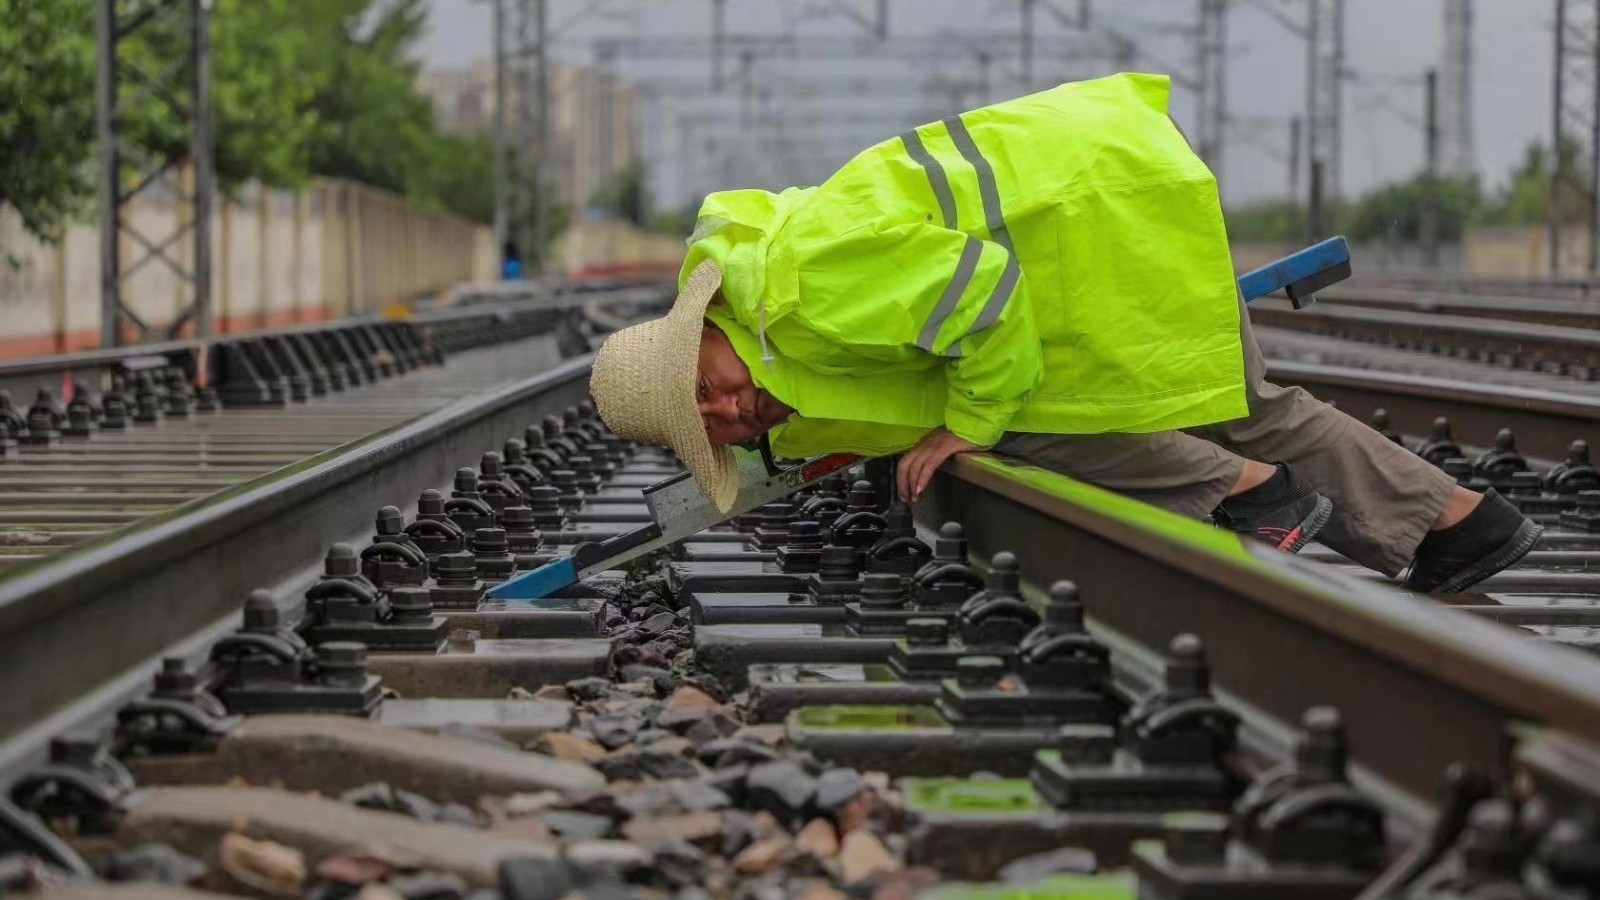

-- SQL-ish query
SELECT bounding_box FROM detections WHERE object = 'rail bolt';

[242,590,283,631]
[1163,812,1230,865]
[323,543,360,578]
[956,655,1006,688]
[905,618,949,646]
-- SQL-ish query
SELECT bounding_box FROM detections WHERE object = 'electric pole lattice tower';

[509,0,549,271]
[1440,0,1476,178]
[1305,0,1344,237]
[95,0,215,346]
[1195,0,1228,180]
[1550,0,1600,275]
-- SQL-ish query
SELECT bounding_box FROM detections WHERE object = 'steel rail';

[921,453,1600,822]
[1315,285,1600,330]
[1251,301,1600,376]
[1264,359,1600,462]
[0,355,595,747]
[1355,271,1600,300]
[0,281,662,398]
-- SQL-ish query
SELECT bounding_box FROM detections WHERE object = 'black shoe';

[1211,463,1333,553]
[1404,489,1543,593]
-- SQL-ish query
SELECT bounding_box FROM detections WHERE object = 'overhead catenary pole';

[598,45,615,200]
[1422,69,1441,269]
[190,0,213,339]
[1587,0,1600,273]
[1305,0,1344,204]
[95,0,214,346]
[492,0,509,267]
[1552,0,1566,276]
[1440,0,1476,177]
[1548,0,1600,275]
[533,0,550,272]
[514,0,535,263]
[1195,0,1227,182]
[1288,115,1302,200]
[712,0,727,90]
[95,0,118,348]
[1308,159,1325,242]
[1021,0,1035,90]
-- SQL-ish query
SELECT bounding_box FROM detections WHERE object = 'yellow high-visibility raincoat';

[684,72,1247,459]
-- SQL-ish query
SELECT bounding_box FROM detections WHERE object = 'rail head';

[0,355,598,757]
[1253,299,1600,349]
[926,453,1600,814]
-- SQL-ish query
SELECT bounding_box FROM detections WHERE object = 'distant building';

[418,60,639,211]
[418,64,496,135]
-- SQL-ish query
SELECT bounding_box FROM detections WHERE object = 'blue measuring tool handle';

[488,556,577,600]
[1237,236,1351,307]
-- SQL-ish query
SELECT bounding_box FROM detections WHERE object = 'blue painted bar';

[488,556,578,600]
[1237,236,1351,304]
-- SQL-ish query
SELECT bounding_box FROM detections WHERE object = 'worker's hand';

[898,427,983,503]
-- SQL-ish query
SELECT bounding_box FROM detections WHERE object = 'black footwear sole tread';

[1409,518,1545,594]
[1284,494,1334,554]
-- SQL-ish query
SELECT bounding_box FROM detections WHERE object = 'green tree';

[1225,201,1306,243]
[415,133,497,224]
[1338,175,1480,243]
[118,0,319,192]
[0,0,95,240]
[593,164,649,227]
[301,0,439,197]
[2,0,503,244]
[212,0,320,188]
[1479,140,1591,226]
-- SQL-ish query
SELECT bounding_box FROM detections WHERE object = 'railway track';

[4,295,1600,898]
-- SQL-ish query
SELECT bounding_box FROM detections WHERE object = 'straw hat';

[590,259,741,513]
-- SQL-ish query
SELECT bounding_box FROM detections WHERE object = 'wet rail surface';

[0,341,562,573]
[1321,283,1600,329]
[4,334,1600,897]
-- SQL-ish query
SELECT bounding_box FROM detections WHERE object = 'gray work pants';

[992,299,1458,576]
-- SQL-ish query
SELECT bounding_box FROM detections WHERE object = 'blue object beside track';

[488,556,577,600]
[1237,236,1352,307]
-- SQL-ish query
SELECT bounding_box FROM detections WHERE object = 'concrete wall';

[1460,224,1600,278]
[1231,225,1600,280]
[552,217,685,279]
[0,180,496,358]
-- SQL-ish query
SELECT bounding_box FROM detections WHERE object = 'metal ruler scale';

[487,450,862,599]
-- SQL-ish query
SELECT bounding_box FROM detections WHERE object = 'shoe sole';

[1273,494,1333,554]
[1411,518,1545,594]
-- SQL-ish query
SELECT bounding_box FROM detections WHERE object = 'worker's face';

[697,325,793,445]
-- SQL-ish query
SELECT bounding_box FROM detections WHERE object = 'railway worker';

[588,72,1541,593]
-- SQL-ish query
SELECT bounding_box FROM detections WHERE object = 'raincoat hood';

[679,186,814,341]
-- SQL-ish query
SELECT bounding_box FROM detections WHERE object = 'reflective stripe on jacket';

[683,72,1248,459]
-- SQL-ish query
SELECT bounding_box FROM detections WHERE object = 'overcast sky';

[418,1,1551,210]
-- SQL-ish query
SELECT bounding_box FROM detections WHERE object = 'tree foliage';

[1224,138,1600,245]
[1339,176,1480,243]
[0,0,499,243]
[593,164,649,227]
[0,0,95,239]
[1224,201,1306,244]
